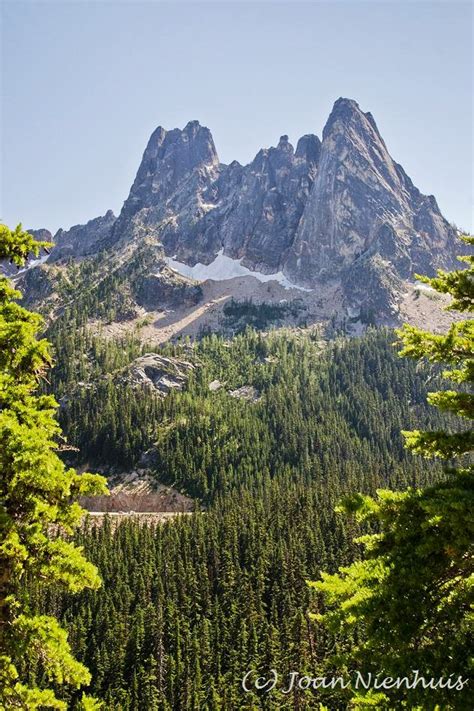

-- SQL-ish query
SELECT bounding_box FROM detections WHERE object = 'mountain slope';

[18,98,460,328]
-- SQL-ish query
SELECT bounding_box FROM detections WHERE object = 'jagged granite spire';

[284,97,457,293]
[109,121,219,249]
[217,134,320,271]
[105,122,321,269]
[37,99,459,320]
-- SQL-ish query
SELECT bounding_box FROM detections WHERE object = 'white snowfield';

[165,249,312,292]
[414,280,435,293]
[17,254,49,274]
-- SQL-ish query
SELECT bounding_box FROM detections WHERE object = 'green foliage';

[314,236,474,709]
[0,223,52,269]
[221,298,303,333]
[39,488,346,709]
[0,225,107,708]
[10,221,467,707]
[414,235,474,313]
[46,323,446,497]
[23,326,452,708]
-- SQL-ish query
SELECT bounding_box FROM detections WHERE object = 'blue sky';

[1,0,472,234]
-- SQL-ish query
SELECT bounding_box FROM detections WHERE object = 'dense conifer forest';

[26,326,450,709]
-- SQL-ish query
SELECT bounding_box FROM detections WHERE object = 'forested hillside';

[47,326,445,493]
[27,328,449,709]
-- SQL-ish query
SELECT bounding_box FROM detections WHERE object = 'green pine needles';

[312,236,474,709]
[0,225,108,709]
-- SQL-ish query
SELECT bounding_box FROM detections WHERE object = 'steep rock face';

[49,210,116,262]
[109,121,221,258]
[121,353,195,395]
[109,121,321,272]
[134,266,202,310]
[15,262,56,307]
[343,253,403,321]
[284,98,457,289]
[216,134,320,272]
[109,102,456,311]
[23,99,460,324]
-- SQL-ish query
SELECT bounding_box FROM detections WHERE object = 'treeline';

[221,298,303,332]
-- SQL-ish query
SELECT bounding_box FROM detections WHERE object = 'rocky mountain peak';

[295,134,321,163]
[322,97,377,138]
[183,118,206,135]
[324,96,359,116]
[25,98,459,325]
[137,120,218,184]
[49,210,116,262]
[283,98,458,317]
[107,120,219,249]
[277,134,293,152]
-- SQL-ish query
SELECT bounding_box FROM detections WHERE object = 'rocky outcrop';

[15,261,57,307]
[343,253,403,321]
[49,210,116,262]
[229,385,261,402]
[80,476,194,513]
[107,122,321,274]
[134,266,202,310]
[106,102,456,320]
[214,134,320,272]
[108,121,220,258]
[120,353,195,395]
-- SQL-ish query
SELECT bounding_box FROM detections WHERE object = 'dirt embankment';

[79,471,195,517]
[82,511,194,528]
[80,488,193,513]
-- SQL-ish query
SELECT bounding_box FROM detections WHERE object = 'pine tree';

[312,236,474,709]
[0,225,108,709]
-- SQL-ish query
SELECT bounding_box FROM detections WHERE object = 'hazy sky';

[1,0,473,234]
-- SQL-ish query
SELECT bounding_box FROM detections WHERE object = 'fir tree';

[0,225,108,709]
[313,236,474,709]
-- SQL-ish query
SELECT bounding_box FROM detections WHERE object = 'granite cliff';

[19,98,459,325]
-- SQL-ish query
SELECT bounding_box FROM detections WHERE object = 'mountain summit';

[22,99,459,325]
[285,98,457,291]
[107,99,456,285]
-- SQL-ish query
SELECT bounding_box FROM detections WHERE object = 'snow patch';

[165,249,312,292]
[17,254,49,274]
[414,280,435,293]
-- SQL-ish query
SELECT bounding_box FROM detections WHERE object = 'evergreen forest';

[26,326,455,709]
